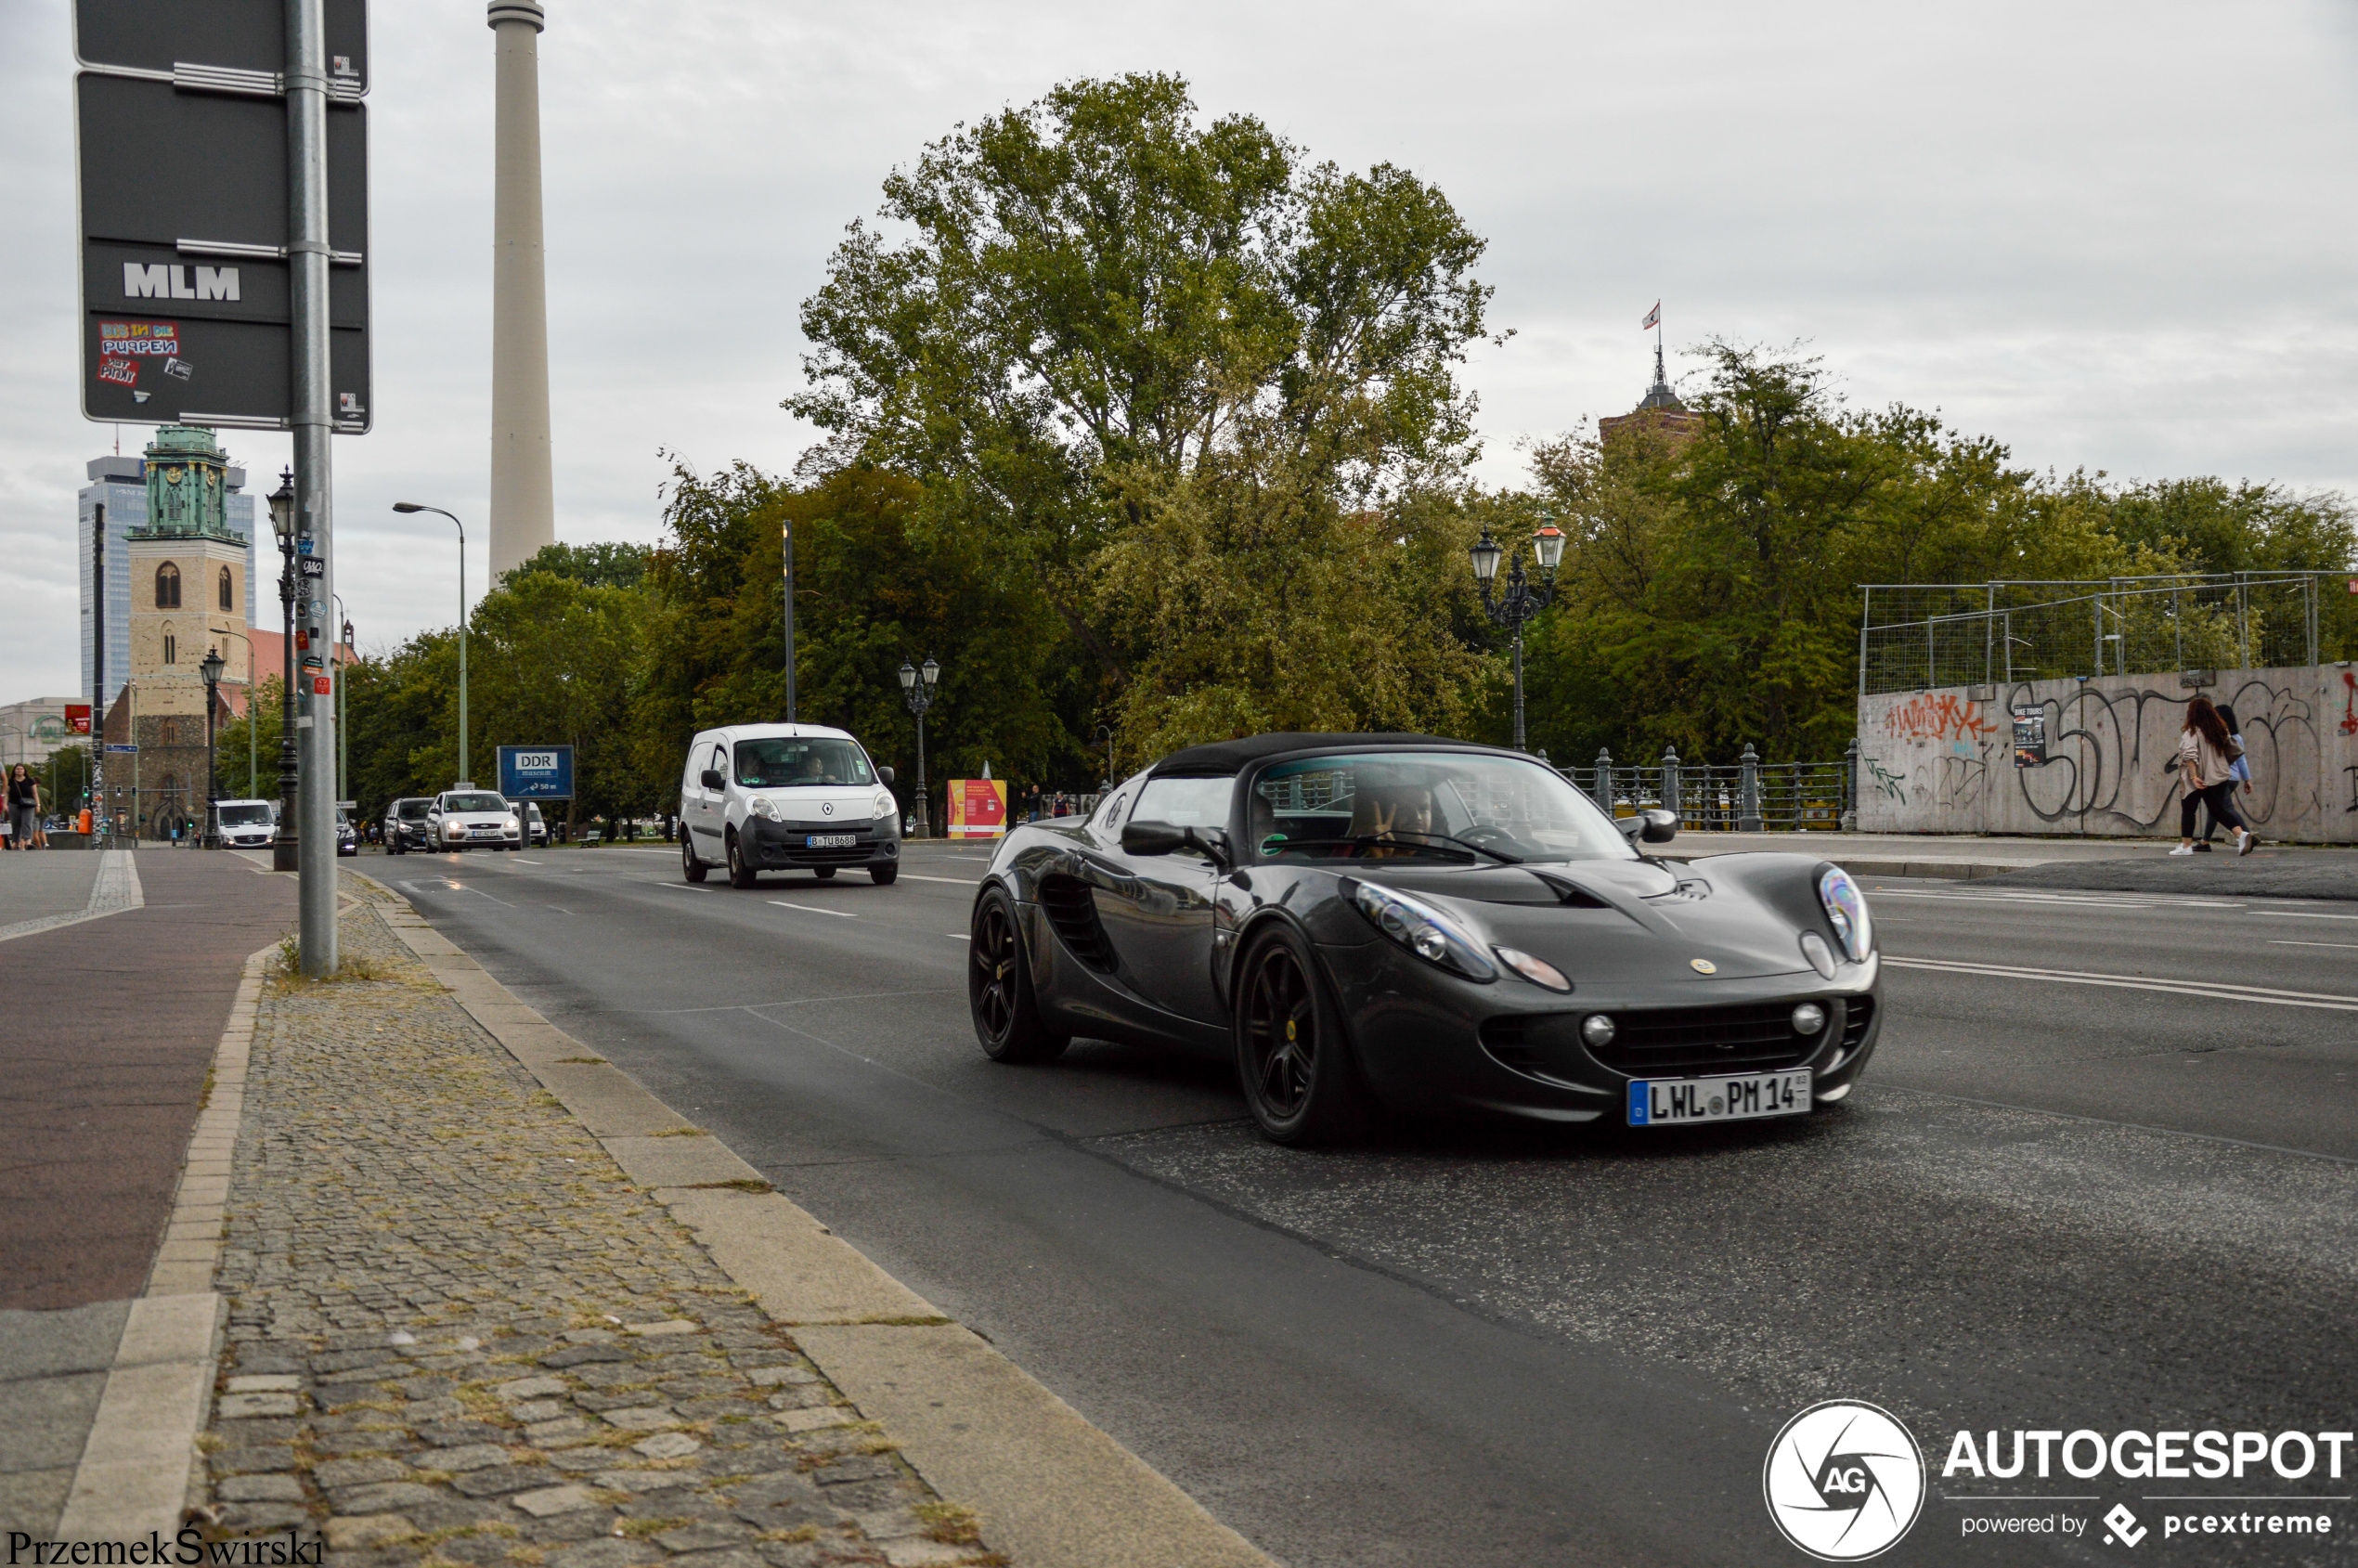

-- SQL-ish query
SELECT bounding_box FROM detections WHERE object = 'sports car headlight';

[1350,881,1496,982]
[749,796,778,820]
[1494,946,1572,992]
[1818,867,1873,963]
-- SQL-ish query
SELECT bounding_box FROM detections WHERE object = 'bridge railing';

[1559,743,1859,832]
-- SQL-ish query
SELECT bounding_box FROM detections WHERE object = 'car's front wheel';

[726,830,757,888]
[870,862,898,886]
[812,866,836,881]
[969,887,1067,1062]
[1235,926,1366,1145]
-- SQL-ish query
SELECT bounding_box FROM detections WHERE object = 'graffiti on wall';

[1880,693,1998,744]
[1859,665,2346,842]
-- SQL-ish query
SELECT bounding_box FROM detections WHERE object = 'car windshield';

[443,793,508,813]
[395,800,430,820]
[218,804,272,827]
[733,737,873,787]
[1249,752,1636,864]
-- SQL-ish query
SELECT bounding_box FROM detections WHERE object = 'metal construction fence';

[1858,574,2341,698]
[1558,744,1859,833]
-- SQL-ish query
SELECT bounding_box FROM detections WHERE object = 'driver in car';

[1351,783,1436,856]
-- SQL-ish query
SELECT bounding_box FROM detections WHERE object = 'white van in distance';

[680,723,900,887]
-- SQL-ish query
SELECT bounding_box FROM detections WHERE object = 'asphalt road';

[382,842,2358,1567]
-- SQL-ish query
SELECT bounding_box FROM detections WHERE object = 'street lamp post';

[199,646,227,848]
[1471,519,1567,753]
[394,503,467,784]
[897,655,940,839]
[269,472,301,870]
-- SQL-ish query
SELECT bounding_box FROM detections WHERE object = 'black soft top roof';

[1149,732,1502,776]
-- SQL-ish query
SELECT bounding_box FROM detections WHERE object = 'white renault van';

[680,723,900,887]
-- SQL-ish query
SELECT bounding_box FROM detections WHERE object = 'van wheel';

[812,866,836,881]
[726,829,758,888]
[681,832,706,883]
[870,863,899,886]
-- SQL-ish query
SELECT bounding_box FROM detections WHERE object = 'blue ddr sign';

[498,745,574,801]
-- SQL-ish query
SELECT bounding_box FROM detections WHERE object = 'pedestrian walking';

[2171,694,2255,857]
[6,764,39,851]
[2192,702,2255,851]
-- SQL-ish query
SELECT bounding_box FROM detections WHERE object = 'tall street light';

[394,502,469,784]
[898,654,940,839]
[199,646,227,848]
[1471,518,1567,753]
[269,471,302,870]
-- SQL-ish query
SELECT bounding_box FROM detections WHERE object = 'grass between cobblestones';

[201,881,1001,1568]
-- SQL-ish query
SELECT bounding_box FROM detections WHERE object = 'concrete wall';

[1858,664,2358,843]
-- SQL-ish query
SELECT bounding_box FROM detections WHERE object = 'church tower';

[1599,320,1702,446]
[125,425,250,718]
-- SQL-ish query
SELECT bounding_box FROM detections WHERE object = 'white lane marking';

[655,882,716,894]
[948,933,971,940]
[2254,910,2358,922]
[898,874,981,886]
[769,901,857,918]
[2269,940,2358,950]
[513,857,543,864]
[1885,955,2358,1011]
[1866,889,2242,910]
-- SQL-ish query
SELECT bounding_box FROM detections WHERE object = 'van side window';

[709,745,728,786]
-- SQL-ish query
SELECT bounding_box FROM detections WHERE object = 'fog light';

[1580,1013,1616,1048]
[1792,1002,1827,1036]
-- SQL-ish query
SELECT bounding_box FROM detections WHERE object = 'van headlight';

[874,791,897,823]
[1346,880,1495,982]
[749,796,778,820]
[1818,867,1873,962]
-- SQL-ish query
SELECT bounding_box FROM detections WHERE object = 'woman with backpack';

[2172,694,2254,857]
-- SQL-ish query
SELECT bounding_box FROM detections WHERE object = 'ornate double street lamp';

[898,654,941,839]
[199,646,227,848]
[1470,518,1567,753]
[268,471,302,869]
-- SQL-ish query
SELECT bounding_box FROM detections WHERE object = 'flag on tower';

[1640,302,1661,330]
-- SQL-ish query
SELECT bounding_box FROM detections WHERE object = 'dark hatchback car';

[382,797,433,854]
[966,733,1883,1143]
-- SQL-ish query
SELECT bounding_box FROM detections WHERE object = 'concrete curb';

[53,940,267,1541]
[358,874,1276,1568]
[0,849,145,945]
[1825,859,2014,881]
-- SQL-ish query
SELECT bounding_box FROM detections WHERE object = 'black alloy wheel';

[968,887,1068,1063]
[726,829,758,888]
[812,866,836,880]
[1236,926,1364,1145]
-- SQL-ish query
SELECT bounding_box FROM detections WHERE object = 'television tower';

[487,0,555,578]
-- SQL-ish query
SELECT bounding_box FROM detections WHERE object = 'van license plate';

[805,834,856,849]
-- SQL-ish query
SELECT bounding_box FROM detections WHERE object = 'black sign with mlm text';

[72,0,371,432]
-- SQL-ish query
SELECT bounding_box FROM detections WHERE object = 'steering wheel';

[1457,824,1517,849]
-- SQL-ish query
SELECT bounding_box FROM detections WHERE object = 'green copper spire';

[134,424,240,541]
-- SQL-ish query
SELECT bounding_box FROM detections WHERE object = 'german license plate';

[805,834,856,849]
[1627,1069,1811,1126]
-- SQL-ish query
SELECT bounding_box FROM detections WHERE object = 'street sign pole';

[289,0,336,974]
[91,502,105,844]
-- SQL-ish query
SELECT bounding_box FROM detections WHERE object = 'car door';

[1090,774,1233,1030]
[686,737,728,854]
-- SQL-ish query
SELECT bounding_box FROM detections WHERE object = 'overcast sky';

[5,0,2355,704]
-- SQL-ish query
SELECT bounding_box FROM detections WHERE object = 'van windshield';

[217,804,273,827]
[734,738,873,787]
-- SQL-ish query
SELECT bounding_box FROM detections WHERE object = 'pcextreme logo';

[1765,1400,1928,1561]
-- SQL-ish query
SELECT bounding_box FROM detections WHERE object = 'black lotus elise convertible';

[965,732,1883,1143]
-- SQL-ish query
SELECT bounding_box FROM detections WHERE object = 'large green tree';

[790,71,1496,705]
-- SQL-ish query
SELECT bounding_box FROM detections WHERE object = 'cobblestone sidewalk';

[201,887,996,1568]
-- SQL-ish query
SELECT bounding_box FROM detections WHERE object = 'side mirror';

[700,769,725,792]
[1618,808,1679,845]
[876,766,895,785]
[1121,820,1187,857]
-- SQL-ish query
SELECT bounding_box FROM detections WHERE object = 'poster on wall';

[945,779,1008,838]
[2012,706,2048,768]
